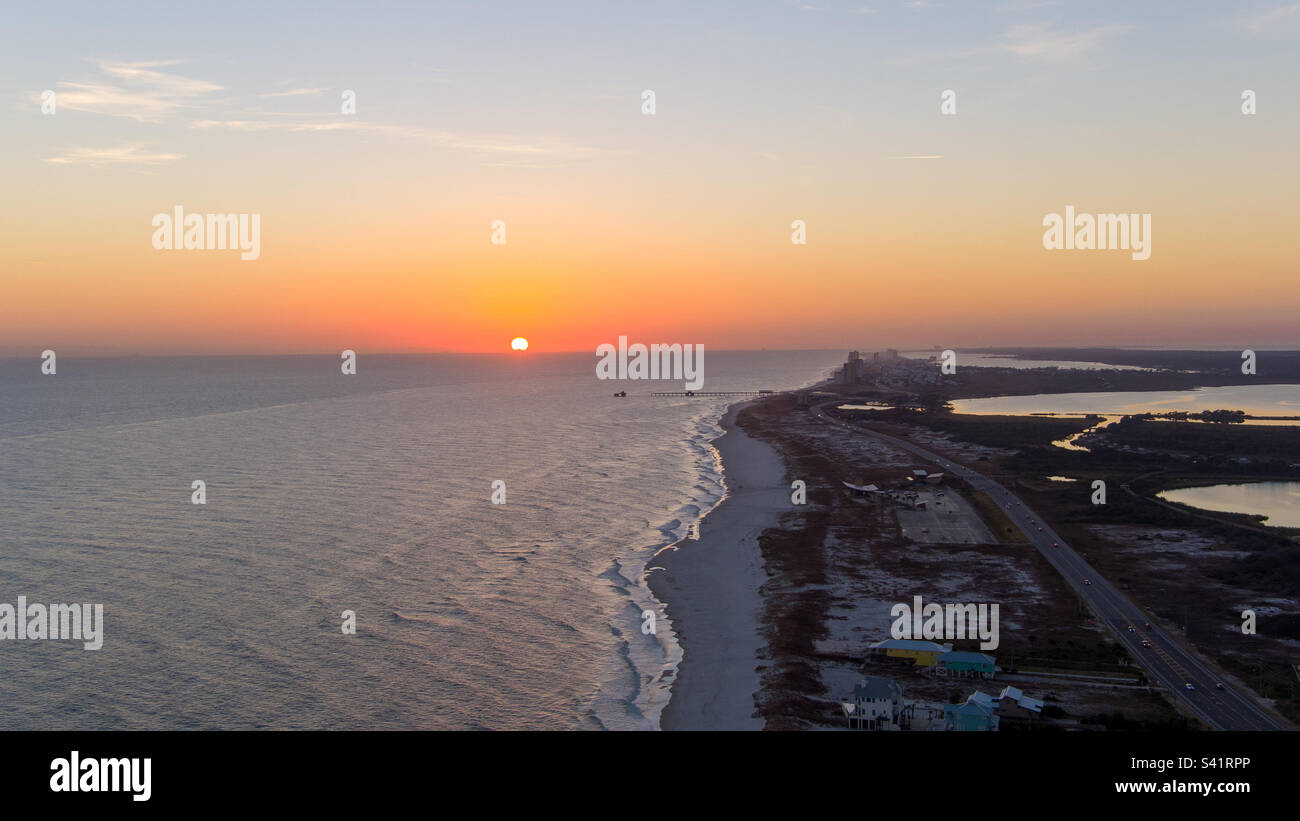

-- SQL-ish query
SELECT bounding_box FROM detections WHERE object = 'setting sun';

[511,337,529,351]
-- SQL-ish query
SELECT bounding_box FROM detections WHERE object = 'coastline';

[647,400,788,730]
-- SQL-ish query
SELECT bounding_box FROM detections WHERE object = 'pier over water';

[649,391,775,397]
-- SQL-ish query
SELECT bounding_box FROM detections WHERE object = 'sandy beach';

[649,401,789,730]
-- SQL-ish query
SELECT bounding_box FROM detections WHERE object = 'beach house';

[869,639,951,667]
[943,686,1046,731]
[843,676,906,730]
[944,692,1000,731]
[935,650,997,679]
[992,686,1045,728]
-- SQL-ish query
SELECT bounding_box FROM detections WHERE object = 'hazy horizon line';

[5,344,1300,360]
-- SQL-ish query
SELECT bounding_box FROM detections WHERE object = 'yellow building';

[870,639,953,667]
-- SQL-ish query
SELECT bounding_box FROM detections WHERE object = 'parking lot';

[896,488,996,544]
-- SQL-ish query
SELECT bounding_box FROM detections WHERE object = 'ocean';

[0,350,840,730]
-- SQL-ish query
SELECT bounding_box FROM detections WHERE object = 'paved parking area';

[896,488,995,544]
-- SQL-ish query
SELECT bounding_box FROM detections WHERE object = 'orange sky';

[4,3,1299,354]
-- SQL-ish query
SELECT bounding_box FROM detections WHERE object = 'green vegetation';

[1105,417,1300,465]
[1213,544,1300,598]
[917,412,1099,450]
[967,490,1028,543]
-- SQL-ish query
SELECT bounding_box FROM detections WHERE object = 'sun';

[511,337,529,351]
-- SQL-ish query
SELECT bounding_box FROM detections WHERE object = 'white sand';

[649,401,787,730]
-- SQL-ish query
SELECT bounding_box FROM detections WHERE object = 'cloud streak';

[43,59,221,121]
[259,87,326,98]
[1242,3,1300,37]
[44,143,184,167]
[189,118,605,157]
[890,21,1134,66]
[998,22,1134,62]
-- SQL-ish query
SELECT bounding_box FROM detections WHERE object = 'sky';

[3,0,1299,354]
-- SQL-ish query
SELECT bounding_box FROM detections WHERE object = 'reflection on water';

[953,384,1300,421]
[1050,415,1119,452]
[901,351,1149,371]
[1158,482,1300,528]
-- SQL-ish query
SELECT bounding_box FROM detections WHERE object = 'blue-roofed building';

[936,650,997,678]
[944,692,1000,731]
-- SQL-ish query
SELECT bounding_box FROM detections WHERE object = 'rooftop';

[853,676,903,701]
[939,651,996,664]
[873,639,951,652]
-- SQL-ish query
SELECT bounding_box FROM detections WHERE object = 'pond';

[1157,482,1300,528]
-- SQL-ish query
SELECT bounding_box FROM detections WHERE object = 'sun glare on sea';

[511,337,529,351]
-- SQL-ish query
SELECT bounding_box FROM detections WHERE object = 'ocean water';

[0,351,839,730]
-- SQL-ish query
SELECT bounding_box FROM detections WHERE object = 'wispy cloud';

[191,119,420,136]
[42,59,221,121]
[998,22,1134,62]
[1242,3,1300,36]
[189,118,604,157]
[44,143,183,167]
[39,58,594,164]
[259,87,326,98]
[889,21,1131,67]
[996,0,1062,11]
[95,59,220,97]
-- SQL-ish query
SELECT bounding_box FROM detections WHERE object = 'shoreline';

[647,400,788,730]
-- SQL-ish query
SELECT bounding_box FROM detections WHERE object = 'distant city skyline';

[4,1,1299,354]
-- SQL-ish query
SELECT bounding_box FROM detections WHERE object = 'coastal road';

[813,404,1288,731]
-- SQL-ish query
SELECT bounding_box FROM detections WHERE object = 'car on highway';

[1127,625,1136,632]
[1144,622,1151,629]
[1215,683,1224,690]
[1185,683,1196,691]
[1037,527,1043,532]
[1083,579,1092,585]
[1141,640,1152,647]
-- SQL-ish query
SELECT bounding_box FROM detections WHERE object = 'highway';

[815,403,1288,731]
